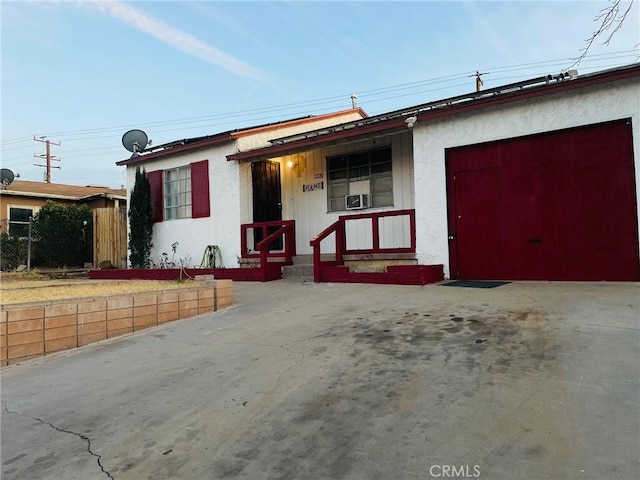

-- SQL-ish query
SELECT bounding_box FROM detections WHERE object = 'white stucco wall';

[125,142,241,269]
[124,110,368,267]
[412,77,640,278]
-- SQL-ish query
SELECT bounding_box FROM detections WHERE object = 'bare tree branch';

[567,0,635,69]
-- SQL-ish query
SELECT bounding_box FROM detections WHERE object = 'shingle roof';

[0,180,127,201]
[116,107,368,166]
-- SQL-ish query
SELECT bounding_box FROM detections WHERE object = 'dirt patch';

[0,276,198,305]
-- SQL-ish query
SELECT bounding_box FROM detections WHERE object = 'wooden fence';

[93,207,127,268]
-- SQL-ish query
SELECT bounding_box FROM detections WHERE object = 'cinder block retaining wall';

[0,280,233,366]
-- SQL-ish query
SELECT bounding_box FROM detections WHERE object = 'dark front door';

[252,161,283,250]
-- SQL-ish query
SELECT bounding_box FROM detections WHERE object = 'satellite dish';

[122,129,149,155]
[1,168,15,188]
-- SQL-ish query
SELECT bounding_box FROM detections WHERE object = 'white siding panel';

[379,215,411,249]
[281,132,415,254]
[345,218,373,250]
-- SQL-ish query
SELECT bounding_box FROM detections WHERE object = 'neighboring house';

[0,180,128,267]
[0,180,126,236]
[227,63,640,282]
[116,108,367,269]
[116,64,639,283]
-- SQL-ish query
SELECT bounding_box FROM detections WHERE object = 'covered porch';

[230,119,444,285]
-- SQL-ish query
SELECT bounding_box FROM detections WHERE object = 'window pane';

[349,166,369,181]
[371,192,394,207]
[10,208,32,222]
[326,146,393,212]
[328,169,347,181]
[371,162,392,174]
[329,182,348,198]
[370,148,391,164]
[328,156,347,171]
[9,223,29,238]
[163,166,193,220]
[330,198,345,211]
[165,207,176,220]
[371,175,393,192]
[350,152,369,167]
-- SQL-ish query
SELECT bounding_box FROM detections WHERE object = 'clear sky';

[1,1,638,188]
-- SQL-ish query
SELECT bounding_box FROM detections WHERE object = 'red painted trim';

[147,170,163,223]
[89,268,265,281]
[240,220,295,280]
[117,134,233,166]
[117,109,368,166]
[228,119,406,162]
[190,160,210,218]
[310,209,416,282]
[227,65,640,163]
[316,264,444,285]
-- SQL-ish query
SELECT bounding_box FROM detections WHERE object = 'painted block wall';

[0,281,233,366]
[412,77,640,278]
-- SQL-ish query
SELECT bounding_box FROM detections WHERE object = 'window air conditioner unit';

[345,193,369,210]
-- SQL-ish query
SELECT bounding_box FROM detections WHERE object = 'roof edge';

[227,63,640,162]
[229,107,368,139]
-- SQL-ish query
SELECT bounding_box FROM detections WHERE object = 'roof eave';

[116,133,234,166]
[227,118,407,162]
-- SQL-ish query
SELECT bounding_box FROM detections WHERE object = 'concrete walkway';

[1,280,639,480]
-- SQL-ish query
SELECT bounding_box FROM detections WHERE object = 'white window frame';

[163,166,192,220]
[7,205,38,238]
[326,146,393,212]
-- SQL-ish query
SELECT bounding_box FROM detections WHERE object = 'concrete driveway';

[1,280,638,480]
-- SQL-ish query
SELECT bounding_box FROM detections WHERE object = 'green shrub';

[0,233,28,270]
[32,201,93,268]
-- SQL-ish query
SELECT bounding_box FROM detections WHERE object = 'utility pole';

[33,136,61,183]
[469,71,488,92]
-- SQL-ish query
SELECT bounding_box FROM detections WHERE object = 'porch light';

[287,161,298,169]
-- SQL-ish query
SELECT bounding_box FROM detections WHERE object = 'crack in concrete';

[1,400,114,480]
[276,344,306,383]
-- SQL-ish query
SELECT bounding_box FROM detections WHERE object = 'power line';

[1,53,636,160]
[33,136,61,183]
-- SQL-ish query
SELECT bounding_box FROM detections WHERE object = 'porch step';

[282,264,314,279]
[292,254,335,264]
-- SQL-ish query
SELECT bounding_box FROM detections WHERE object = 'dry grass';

[0,274,197,305]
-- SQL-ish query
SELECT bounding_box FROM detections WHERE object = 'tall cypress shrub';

[128,167,153,268]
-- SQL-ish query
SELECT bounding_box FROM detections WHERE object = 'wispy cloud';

[80,0,273,84]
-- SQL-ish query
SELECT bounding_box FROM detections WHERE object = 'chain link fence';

[1,213,93,272]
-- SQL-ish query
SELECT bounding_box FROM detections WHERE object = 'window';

[8,207,34,238]
[147,160,210,222]
[163,166,192,220]
[327,146,393,211]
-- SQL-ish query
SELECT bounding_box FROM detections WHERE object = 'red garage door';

[446,119,639,281]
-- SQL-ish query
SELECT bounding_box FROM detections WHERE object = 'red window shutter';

[190,160,210,218]
[147,170,164,222]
